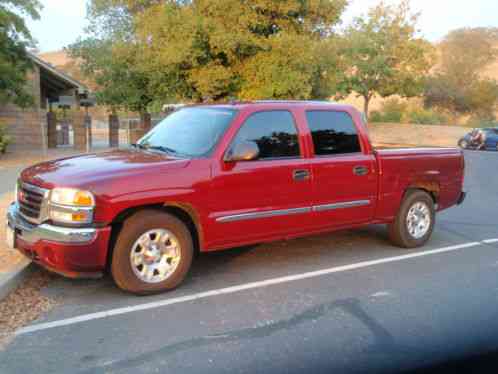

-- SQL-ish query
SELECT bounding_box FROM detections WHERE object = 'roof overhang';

[29,52,89,97]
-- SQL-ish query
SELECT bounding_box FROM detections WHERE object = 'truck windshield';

[138,107,237,157]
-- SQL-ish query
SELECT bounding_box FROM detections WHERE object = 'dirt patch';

[0,269,58,348]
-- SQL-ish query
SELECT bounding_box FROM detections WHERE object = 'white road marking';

[370,291,392,298]
[483,239,498,244]
[15,239,497,336]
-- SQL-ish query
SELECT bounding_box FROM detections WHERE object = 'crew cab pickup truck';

[6,101,466,294]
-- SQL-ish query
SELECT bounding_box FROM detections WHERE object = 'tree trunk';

[363,95,371,121]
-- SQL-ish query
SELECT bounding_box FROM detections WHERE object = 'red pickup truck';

[7,101,466,294]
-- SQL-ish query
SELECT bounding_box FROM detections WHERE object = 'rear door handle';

[293,169,310,181]
[353,165,369,176]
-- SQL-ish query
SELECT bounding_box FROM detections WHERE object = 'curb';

[0,257,33,302]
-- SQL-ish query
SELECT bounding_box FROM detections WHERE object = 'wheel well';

[105,204,201,273]
[404,182,440,204]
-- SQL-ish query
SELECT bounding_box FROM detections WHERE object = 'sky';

[26,0,498,53]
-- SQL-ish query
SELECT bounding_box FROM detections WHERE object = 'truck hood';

[20,149,190,189]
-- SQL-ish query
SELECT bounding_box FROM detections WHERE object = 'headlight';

[49,188,95,225]
[50,188,95,207]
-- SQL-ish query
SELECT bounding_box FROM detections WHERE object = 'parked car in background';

[7,101,466,294]
[458,127,498,150]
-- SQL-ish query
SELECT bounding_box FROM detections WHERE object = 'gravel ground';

[0,269,58,349]
[0,191,58,349]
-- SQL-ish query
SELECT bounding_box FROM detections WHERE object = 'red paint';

[17,102,465,277]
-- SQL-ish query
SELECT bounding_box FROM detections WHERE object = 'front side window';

[232,111,300,159]
[306,111,361,155]
[138,107,237,157]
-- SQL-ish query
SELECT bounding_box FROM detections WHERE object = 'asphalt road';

[1,150,498,374]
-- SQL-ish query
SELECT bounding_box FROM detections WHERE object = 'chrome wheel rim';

[130,229,181,283]
[406,202,431,239]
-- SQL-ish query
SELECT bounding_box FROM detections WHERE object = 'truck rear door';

[303,109,378,228]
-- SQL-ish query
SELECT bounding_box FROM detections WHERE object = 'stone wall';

[0,64,48,151]
[0,104,47,150]
[367,123,470,147]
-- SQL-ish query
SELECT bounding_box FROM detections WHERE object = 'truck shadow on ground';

[81,297,404,373]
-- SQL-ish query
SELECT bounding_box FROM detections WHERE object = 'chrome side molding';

[216,207,311,223]
[217,200,371,223]
[312,200,371,212]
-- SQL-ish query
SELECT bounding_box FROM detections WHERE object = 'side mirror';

[224,141,260,162]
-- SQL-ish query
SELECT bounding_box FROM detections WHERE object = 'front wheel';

[458,139,468,149]
[388,190,435,248]
[111,210,194,295]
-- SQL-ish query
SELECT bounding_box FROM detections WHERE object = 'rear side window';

[306,111,361,155]
[232,111,300,159]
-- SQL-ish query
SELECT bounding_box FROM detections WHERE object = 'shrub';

[406,107,449,125]
[0,124,11,154]
[369,99,407,123]
[466,114,497,128]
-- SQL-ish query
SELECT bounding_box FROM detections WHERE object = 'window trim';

[226,109,303,161]
[304,109,363,157]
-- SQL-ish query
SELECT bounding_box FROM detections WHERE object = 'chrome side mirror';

[224,141,260,162]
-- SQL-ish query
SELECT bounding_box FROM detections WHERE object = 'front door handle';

[353,165,369,176]
[293,169,310,181]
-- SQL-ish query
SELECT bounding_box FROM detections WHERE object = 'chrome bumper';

[7,203,97,244]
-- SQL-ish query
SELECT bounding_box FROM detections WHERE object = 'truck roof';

[185,100,358,112]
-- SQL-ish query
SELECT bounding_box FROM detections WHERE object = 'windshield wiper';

[131,143,147,150]
[147,145,184,157]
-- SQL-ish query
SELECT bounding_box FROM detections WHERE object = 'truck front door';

[208,110,313,248]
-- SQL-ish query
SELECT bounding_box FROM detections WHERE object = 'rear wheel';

[458,139,468,149]
[111,210,194,295]
[388,190,435,248]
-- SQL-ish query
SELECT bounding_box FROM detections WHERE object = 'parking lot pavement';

[1,150,498,373]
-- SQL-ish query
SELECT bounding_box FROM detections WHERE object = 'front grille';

[18,182,48,223]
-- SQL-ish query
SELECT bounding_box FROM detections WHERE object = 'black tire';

[111,210,194,295]
[458,139,468,149]
[388,190,435,249]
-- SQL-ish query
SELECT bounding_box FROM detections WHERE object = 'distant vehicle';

[7,101,466,294]
[458,128,498,151]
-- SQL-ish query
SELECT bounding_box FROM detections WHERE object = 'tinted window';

[233,111,300,159]
[138,108,237,157]
[306,111,361,155]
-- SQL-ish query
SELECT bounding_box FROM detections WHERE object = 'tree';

[424,28,498,120]
[335,0,434,118]
[0,0,42,107]
[133,0,348,102]
[68,0,155,121]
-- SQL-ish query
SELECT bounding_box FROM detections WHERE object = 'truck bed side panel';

[374,148,464,221]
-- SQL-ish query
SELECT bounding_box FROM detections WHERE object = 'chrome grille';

[18,182,49,224]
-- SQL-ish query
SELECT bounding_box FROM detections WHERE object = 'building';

[0,53,90,151]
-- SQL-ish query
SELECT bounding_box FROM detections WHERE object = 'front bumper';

[7,203,111,278]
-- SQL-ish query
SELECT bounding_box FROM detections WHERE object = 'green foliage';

[68,1,154,113]
[369,99,407,123]
[406,106,448,125]
[0,124,11,153]
[0,0,42,108]
[133,0,348,102]
[424,28,498,118]
[334,0,434,118]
